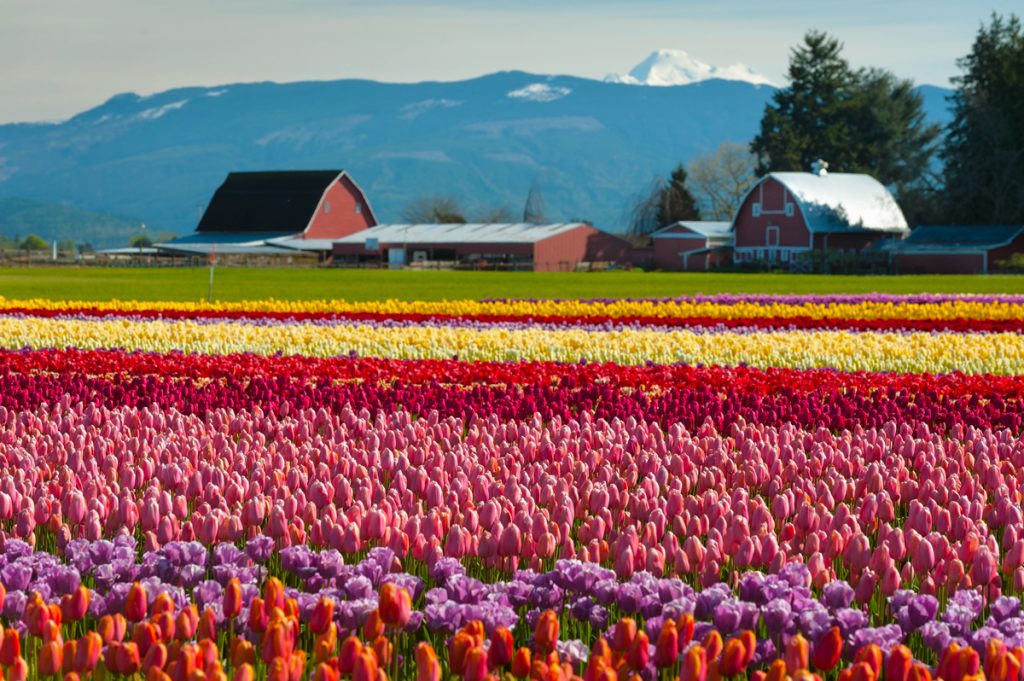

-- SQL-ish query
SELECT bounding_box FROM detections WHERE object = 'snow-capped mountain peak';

[606,49,774,87]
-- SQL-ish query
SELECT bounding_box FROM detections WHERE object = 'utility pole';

[208,244,216,303]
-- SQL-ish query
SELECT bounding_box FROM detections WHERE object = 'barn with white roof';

[732,162,909,265]
[333,222,633,271]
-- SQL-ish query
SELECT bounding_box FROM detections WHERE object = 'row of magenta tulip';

[0,395,1021,602]
[10,306,1024,334]
[0,349,1022,434]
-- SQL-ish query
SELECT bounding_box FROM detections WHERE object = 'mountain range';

[0,51,954,247]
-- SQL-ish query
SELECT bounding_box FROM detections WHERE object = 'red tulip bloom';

[812,627,843,672]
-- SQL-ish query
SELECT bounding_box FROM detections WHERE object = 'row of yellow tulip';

[2,316,1022,374]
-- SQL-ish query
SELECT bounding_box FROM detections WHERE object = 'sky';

[0,0,1016,124]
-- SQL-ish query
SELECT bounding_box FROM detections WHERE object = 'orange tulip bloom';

[737,630,756,667]
[785,633,810,675]
[264,577,286,611]
[489,625,515,668]
[534,610,560,655]
[231,639,256,668]
[247,598,268,634]
[153,611,176,642]
[0,628,21,666]
[133,622,160,659]
[653,620,679,668]
[363,610,385,641]
[232,664,255,681]
[854,644,883,679]
[909,665,932,681]
[312,662,341,681]
[142,642,169,674]
[678,613,695,648]
[62,640,77,675]
[310,598,335,636]
[38,641,64,677]
[765,659,788,681]
[627,631,650,671]
[352,649,379,681]
[449,631,476,676]
[511,647,532,679]
[372,636,393,668]
[73,632,102,674]
[223,579,243,619]
[415,643,442,681]
[289,651,307,681]
[612,619,637,653]
[338,637,363,676]
[127,583,149,622]
[7,655,27,681]
[119,642,143,675]
[720,638,749,677]
[463,621,485,647]
[153,592,175,617]
[680,645,708,681]
[850,661,877,681]
[378,583,412,628]
[267,657,290,681]
[702,630,723,663]
[464,646,489,681]
[198,608,217,641]
[886,645,912,681]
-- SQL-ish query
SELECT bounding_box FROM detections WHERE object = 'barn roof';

[196,170,345,233]
[769,172,909,234]
[653,221,732,238]
[335,223,592,245]
[876,225,1024,253]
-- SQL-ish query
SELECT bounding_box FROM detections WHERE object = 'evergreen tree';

[657,165,701,227]
[942,14,1024,224]
[752,31,939,201]
[752,31,856,175]
[523,179,547,223]
[629,165,701,235]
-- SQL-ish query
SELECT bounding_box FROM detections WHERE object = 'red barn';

[333,223,632,271]
[651,221,731,271]
[158,170,376,259]
[732,166,908,265]
[877,225,1024,274]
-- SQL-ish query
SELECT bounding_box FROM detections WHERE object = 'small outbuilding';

[876,225,1024,274]
[651,221,732,271]
[157,170,376,260]
[732,163,909,265]
[333,223,632,271]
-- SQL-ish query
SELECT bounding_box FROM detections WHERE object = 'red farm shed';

[333,223,633,271]
[732,164,908,266]
[875,225,1024,274]
[651,221,732,271]
[157,170,376,260]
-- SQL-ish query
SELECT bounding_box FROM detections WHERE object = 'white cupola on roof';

[810,159,829,177]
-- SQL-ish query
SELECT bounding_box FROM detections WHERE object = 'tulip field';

[1,293,1024,681]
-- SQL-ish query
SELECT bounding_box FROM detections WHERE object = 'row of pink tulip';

[0,396,1020,602]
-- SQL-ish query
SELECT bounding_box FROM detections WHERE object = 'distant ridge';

[0,69,951,244]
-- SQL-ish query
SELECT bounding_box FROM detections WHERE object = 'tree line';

[629,13,1023,233]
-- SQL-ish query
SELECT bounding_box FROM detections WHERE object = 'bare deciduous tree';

[477,206,516,223]
[401,196,467,224]
[687,142,758,221]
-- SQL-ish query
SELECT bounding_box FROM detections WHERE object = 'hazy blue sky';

[0,0,1015,123]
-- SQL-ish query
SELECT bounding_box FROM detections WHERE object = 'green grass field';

[0,267,1023,302]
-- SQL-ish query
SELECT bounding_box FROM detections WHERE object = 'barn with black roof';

[157,170,376,259]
